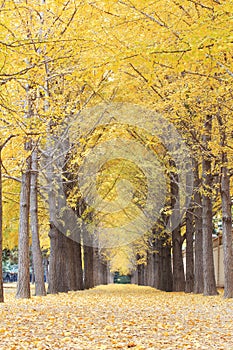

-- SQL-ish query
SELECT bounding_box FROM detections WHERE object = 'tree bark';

[202,115,217,296]
[47,223,59,294]
[220,163,233,298]
[193,160,204,294]
[30,148,46,296]
[185,208,194,293]
[137,262,145,286]
[159,235,173,292]
[73,234,83,291]
[153,231,173,291]
[154,248,160,290]
[84,243,94,289]
[16,162,31,299]
[172,224,185,291]
[93,248,108,286]
[43,256,49,283]
[82,225,94,289]
[146,251,155,287]
[93,248,99,287]
[170,164,185,292]
[217,112,233,298]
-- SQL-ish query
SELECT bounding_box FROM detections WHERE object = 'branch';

[216,61,233,78]
[0,134,17,151]
[2,174,21,183]
[129,63,164,100]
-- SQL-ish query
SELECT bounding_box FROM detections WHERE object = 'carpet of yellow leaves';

[0,284,233,349]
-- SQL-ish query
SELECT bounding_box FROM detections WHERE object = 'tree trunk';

[84,244,94,289]
[202,115,217,296]
[170,165,185,291]
[185,208,194,293]
[146,251,155,287]
[16,164,31,299]
[83,230,94,289]
[73,236,83,290]
[153,233,173,291]
[43,256,49,283]
[99,259,108,285]
[46,153,69,293]
[217,112,233,299]
[159,235,173,292]
[131,270,138,284]
[172,224,185,291]
[220,163,233,298]
[93,248,99,286]
[30,148,46,296]
[137,262,145,286]
[153,235,160,289]
[93,248,108,286]
[144,256,149,286]
[154,250,160,289]
[56,232,69,293]
[51,231,75,293]
[31,260,35,284]
[193,160,204,294]
[47,223,59,294]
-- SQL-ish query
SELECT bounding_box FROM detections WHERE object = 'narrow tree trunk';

[83,230,94,289]
[221,163,233,298]
[193,160,204,294]
[202,188,217,295]
[30,148,46,296]
[31,260,35,284]
[73,236,83,290]
[185,208,194,293]
[131,270,138,284]
[47,223,59,294]
[137,262,145,286]
[99,259,108,285]
[47,160,59,294]
[202,116,217,296]
[16,164,31,299]
[160,235,173,292]
[172,224,185,291]
[170,165,185,291]
[153,234,160,289]
[84,244,94,289]
[154,250,160,289]
[146,251,155,287]
[43,256,49,283]
[93,248,99,286]
[217,112,233,298]
[153,232,173,291]
[93,248,108,286]
[144,256,149,286]
[164,243,173,292]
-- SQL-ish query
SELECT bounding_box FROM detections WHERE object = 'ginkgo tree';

[0,0,233,300]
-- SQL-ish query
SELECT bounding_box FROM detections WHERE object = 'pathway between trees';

[0,284,232,349]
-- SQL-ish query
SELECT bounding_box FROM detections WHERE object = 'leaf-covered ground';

[0,284,233,349]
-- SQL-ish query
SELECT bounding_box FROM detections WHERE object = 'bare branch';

[2,174,21,183]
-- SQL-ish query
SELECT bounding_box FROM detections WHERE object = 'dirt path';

[0,284,233,349]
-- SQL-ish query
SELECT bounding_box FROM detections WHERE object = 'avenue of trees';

[0,0,232,302]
